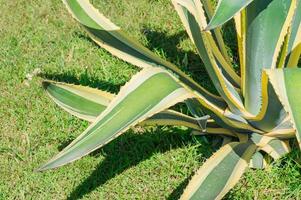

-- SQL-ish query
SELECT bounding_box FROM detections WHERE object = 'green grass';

[0,0,301,199]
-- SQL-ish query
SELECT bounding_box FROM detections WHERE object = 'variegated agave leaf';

[42,80,211,132]
[38,68,194,170]
[37,0,301,199]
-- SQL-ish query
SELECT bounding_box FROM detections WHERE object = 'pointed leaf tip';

[207,0,253,30]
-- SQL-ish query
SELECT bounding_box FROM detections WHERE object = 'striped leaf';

[181,141,257,200]
[43,78,252,135]
[43,81,213,131]
[198,0,232,64]
[234,10,247,96]
[62,0,251,133]
[286,0,301,67]
[37,68,193,170]
[247,71,286,132]
[62,0,220,104]
[172,0,256,117]
[140,110,209,131]
[244,0,296,115]
[43,80,114,122]
[206,0,253,30]
[260,139,291,160]
[172,0,241,88]
[265,116,295,139]
[266,68,301,149]
[249,151,267,169]
[189,97,262,133]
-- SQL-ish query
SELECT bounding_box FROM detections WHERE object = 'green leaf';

[187,97,261,133]
[249,151,266,169]
[244,0,296,115]
[247,71,286,132]
[43,80,114,122]
[37,68,193,170]
[206,0,253,30]
[173,0,249,116]
[265,116,295,139]
[286,0,301,67]
[200,0,232,64]
[260,139,291,160]
[63,0,220,104]
[181,141,257,200]
[266,68,301,149]
[141,110,209,131]
[43,81,212,131]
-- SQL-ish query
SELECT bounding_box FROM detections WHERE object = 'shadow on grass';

[141,28,216,93]
[66,127,214,200]
[40,27,231,199]
[40,70,122,94]
[166,173,193,200]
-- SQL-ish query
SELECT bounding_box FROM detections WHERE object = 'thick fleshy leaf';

[277,30,291,68]
[234,10,247,96]
[249,151,266,169]
[265,116,295,139]
[199,0,232,64]
[43,80,114,122]
[260,139,291,160]
[173,0,241,88]
[180,141,257,200]
[43,81,215,131]
[189,97,262,133]
[37,68,193,170]
[43,80,248,141]
[244,0,296,115]
[63,0,243,130]
[266,68,301,149]
[206,0,253,30]
[172,0,255,117]
[62,0,221,104]
[247,71,286,132]
[140,110,209,131]
[44,77,247,135]
[286,0,301,67]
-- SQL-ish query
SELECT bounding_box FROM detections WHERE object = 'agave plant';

[38,0,301,199]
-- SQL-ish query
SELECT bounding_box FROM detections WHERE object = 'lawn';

[1,0,301,199]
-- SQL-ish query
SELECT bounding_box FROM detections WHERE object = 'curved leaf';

[286,0,301,67]
[173,0,251,116]
[180,141,257,200]
[198,0,232,64]
[260,139,291,160]
[43,81,215,131]
[244,0,297,115]
[43,80,114,122]
[206,0,253,30]
[37,68,193,170]
[63,0,221,104]
[234,10,247,96]
[266,68,301,149]
[249,151,266,169]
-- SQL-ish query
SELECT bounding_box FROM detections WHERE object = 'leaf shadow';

[38,25,232,199]
[40,70,121,94]
[66,127,214,200]
[141,27,216,93]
